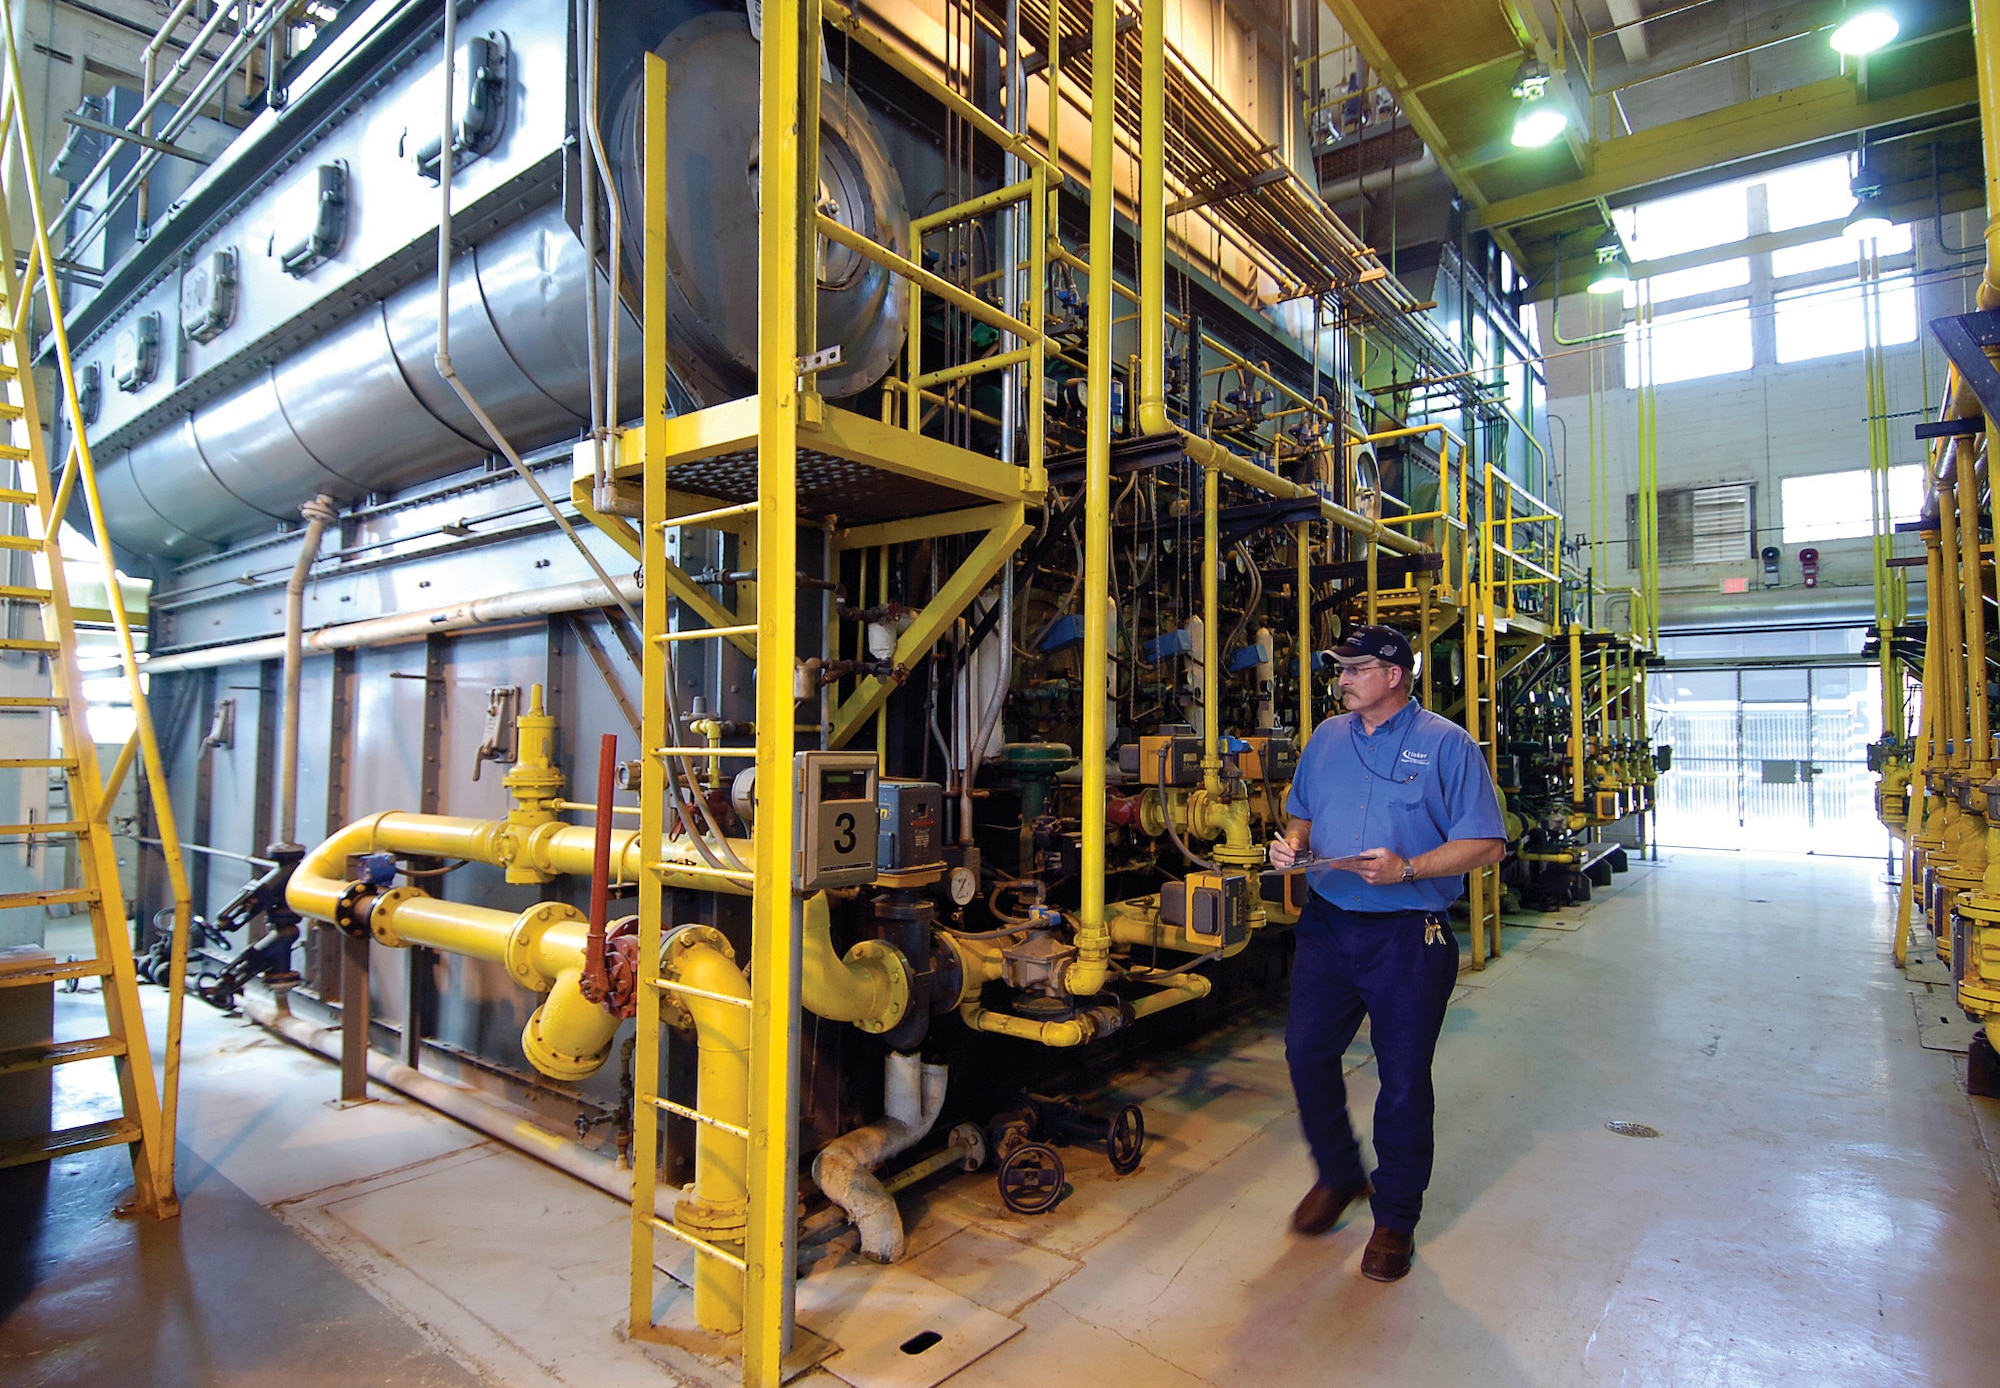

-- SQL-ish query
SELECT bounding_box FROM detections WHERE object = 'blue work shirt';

[1284,698,1506,912]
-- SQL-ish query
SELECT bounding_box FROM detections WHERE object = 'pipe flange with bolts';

[843,938,912,1035]
[659,924,736,1031]
[502,901,586,992]
[333,881,420,944]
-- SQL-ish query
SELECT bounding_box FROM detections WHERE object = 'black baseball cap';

[1331,624,1414,670]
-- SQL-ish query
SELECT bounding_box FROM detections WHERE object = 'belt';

[1317,901,1431,920]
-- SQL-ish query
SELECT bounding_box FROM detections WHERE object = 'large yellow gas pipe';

[286,813,907,1077]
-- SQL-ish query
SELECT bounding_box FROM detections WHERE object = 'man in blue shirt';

[1269,624,1506,1281]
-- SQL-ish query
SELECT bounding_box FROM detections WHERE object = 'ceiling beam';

[1473,73,1980,231]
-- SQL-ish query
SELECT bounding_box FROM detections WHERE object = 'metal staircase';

[0,8,191,1216]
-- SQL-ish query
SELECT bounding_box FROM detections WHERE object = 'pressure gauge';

[946,865,978,907]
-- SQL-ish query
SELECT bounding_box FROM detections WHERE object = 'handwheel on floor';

[997,1142,1066,1214]
[1106,1104,1145,1174]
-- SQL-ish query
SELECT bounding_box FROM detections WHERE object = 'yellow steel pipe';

[1068,0,1118,1005]
[911,177,1034,235]
[665,936,752,1335]
[1202,462,1222,793]
[817,215,1040,344]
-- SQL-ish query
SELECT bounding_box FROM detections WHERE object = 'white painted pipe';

[141,572,643,674]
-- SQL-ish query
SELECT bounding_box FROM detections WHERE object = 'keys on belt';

[1423,916,1444,946]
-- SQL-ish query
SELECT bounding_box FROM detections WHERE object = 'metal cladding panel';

[475,215,644,423]
[272,304,486,496]
[127,417,277,554]
[90,448,185,557]
[382,215,582,447]
[77,0,577,449]
[191,369,363,510]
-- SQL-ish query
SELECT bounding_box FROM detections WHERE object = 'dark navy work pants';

[1285,894,1459,1233]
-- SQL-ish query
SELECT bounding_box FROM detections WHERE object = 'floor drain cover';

[1604,1121,1661,1138]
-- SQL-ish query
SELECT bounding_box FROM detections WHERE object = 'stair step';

[0,886,99,910]
[0,1117,143,1170]
[0,958,114,989]
[0,1035,126,1076]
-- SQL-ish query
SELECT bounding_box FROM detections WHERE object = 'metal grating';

[669,447,991,524]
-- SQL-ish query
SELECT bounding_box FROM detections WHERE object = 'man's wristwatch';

[1400,861,1417,884]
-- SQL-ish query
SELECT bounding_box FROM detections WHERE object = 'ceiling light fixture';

[1830,7,1899,56]
[1844,160,1893,241]
[1587,234,1631,295]
[1510,59,1568,149]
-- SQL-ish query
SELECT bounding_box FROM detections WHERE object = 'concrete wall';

[1540,212,1981,623]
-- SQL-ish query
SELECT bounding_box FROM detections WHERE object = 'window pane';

[1763,155,1857,233]
[1634,258,1750,304]
[1773,224,1912,276]
[1614,183,1749,261]
[1775,272,1916,362]
[1625,301,1752,385]
[1781,463,1923,543]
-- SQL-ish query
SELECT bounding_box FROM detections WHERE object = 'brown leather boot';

[1289,1177,1371,1236]
[1360,1225,1415,1281]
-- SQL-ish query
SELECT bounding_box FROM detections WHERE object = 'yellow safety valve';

[502,683,566,868]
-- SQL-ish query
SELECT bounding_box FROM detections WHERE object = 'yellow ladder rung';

[646,1215,749,1272]
[649,1094,750,1139]
[0,535,44,551]
[0,695,67,709]
[651,976,755,1009]
[0,756,76,769]
[652,745,757,759]
[0,400,23,421]
[653,625,758,645]
[0,443,29,463]
[0,638,58,652]
[0,958,113,989]
[0,484,35,505]
[0,1117,143,1170]
[0,886,99,911]
[0,820,85,836]
[658,500,761,530]
[0,584,52,601]
[0,1035,126,1076]
[647,860,754,884]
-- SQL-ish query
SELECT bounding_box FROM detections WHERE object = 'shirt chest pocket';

[1382,767,1437,822]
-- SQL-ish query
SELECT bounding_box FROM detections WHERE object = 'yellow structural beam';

[1474,74,1980,232]
[827,504,1031,749]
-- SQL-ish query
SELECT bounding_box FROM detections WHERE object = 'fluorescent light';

[1830,9,1898,56]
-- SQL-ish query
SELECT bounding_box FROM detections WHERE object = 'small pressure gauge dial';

[947,865,978,907]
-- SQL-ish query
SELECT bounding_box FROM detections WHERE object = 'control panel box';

[1161,871,1252,947]
[793,752,880,890]
[876,779,945,872]
[1130,734,1203,787]
[1235,732,1295,783]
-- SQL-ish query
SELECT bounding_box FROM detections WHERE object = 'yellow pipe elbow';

[523,966,622,1080]
[959,999,1096,1047]
[1127,973,1211,1021]
[800,892,910,1032]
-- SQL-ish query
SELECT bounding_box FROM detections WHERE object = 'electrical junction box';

[1161,872,1250,947]
[112,313,159,391]
[276,163,348,276]
[1234,732,1295,783]
[793,751,879,890]
[876,779,945,872]
[1134,734,1202,788]
[1592,790,1621,821]
[1143,628,1194,663]
[181,248,237,343]
[1039,613,1085,653]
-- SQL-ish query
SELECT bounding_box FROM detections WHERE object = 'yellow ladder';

[0,8,192,1215]
[1462,505,1503,969]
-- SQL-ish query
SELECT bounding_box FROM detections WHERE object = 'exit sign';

[1720,576,1749,594]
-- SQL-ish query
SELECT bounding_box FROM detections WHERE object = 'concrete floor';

[4,849,1998,1387]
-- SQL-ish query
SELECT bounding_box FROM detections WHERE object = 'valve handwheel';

[1106,1103,1145,1174]
[996,1142,1066,1214]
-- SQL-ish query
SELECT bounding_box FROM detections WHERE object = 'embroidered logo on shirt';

[1400,749,1429,764]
